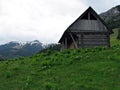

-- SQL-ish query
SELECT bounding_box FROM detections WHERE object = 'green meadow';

[0,28,120,90]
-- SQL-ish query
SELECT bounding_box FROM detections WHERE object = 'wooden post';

[61,42,64,50]
[88,12,90,20]
[81,33,84,48]
[69,32,78,48]
[77,35,81,48]
[65,37,67,49]
[107,33,110,48]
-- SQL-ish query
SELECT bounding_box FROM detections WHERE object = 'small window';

[81,12,88,19]
[81,12,97,20]
[90,13,97,20]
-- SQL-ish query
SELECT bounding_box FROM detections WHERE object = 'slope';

[0,46,120,90]
[100,5,120,29]
[110,28,120,46]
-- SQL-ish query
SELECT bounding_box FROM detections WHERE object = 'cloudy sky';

[0,0,120,44]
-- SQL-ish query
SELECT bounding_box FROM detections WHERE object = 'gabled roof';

[58,7,113,43]
[68,6,113,33]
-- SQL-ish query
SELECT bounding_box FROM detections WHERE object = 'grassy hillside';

[111,28,120,46]
[0,29,120,90]
[0,45,120,90]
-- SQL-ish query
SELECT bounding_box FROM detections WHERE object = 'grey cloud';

[0,0,119,44]
[83,0,120,13]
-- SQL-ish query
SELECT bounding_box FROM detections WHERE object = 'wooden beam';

[78,35,81,48]
[65,37,67,49]
[70,30,108,34]
[107,33,110,48]
[61,41,64,50]
[88,12,90,20]
[69,32,78,48]
[81,33,84,48]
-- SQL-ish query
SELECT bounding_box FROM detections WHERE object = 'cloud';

[0,0,87,44]
[83,0,120,13]
[0,0,120,44]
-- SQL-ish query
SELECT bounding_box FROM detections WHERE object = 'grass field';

[0,29,120,90]
[111,28,120,46]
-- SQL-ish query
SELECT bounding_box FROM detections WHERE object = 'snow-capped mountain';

[0,40,44,59]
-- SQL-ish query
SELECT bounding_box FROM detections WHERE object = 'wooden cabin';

[58,7,113,50]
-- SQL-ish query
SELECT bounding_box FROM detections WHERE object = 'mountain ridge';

[100,5,120,29]
[0,40,44,59]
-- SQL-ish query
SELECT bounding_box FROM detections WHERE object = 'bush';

[74,56,81,60]
[5,71,13,78]
[23,75,33,90]
[41,60,52,67]
[12,66,19,71]
[43,82,58,90]
[117,28,120,40]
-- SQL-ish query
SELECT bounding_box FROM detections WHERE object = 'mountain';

[100,5,120,29]
[0,40,44,59]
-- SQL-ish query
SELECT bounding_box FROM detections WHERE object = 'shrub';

[41,60,52,67]
[12,66,19,71]
[43,82,58,90]
[117,28,120,40]
[5,71,13,78]
[20,61,25,64]
[74,56,81,60]
[23,75,33,89]
[5,61,9,64]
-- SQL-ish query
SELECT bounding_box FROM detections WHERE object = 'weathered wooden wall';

[61,38,77,50]
[69,20,107,32]
[77,33,109,48]
[60,33,110,50]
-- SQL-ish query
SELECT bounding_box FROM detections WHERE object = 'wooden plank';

[76,33,109,48]
[83,39,108,42]
[84,43,107,46]
[83,44,107,48]
[65,38,67,49]
[83,37,107,39]
[85,42,107,44]
[84,35,107,38]
[81,33,84,48]
[69,20,108,31]
[69,32,78,48]
[77,35,81,48]
[107,33,110,47]
[88,13,90,20]
[71,30,108,34]
[83,42,107,45]
[84,34,107,37]
[61,41,65,50]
